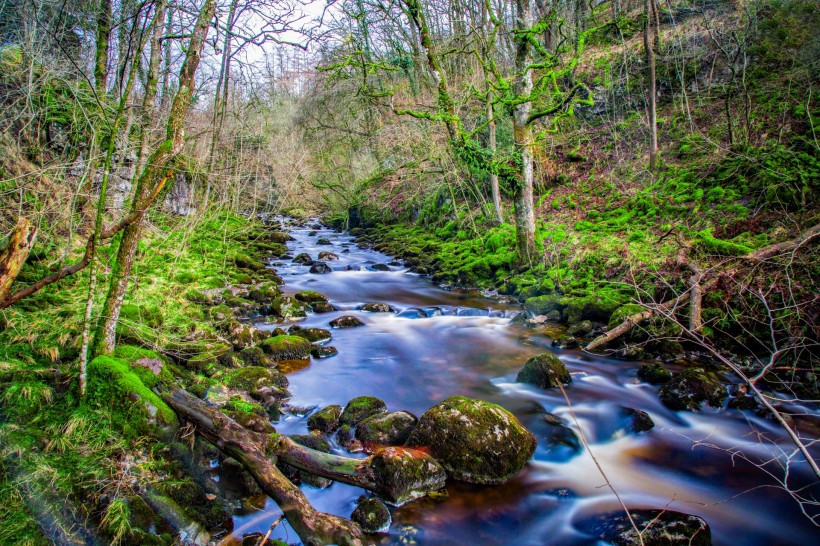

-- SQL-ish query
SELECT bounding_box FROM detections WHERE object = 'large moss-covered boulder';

[307,405,343,433]
[523,294,563,316]
[517,353,571,388]
[659,368,727,411]
[340,396,387,426]
[294,290,328,303]
[608,303,645,330]
[580,509,711,546]
[270,296,307,320]
[260,335,311,361]
[356,411,418,446]
[226,366,289,394]
[406,396,536,485]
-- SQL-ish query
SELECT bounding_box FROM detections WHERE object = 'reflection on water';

[222,220,819,545]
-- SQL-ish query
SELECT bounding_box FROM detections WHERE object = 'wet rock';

[567,320,593,337]
[351,496,391,532]
[551,335,579,349]
[308,230,318,236]
[517,353,572,388]
[336,424,355,448]
[204,384,232,407]
[728,395,758,410]
[616,344,645,361]
[294,290,328,303]
[581,509,711,546]
[318,251,339,260]
[309,262,333,274]
[260,335,312,361]
[659,368,727,411]
[311,345,338,359]
[310,301,337,313]
[369,263,391,271]
[330,315,365,328]
[340,396,387,426]
[546,310,563,322]
[624,408,655,433]
[226,366,289,394]
[369,447,447,505]
[358,302,396,313]
[288,325,332,343]
[646,339,685,360]
[239,346,276,368]
[270,296,307,320]
[396,308,427,319]
[307,405,342,433]
[222,320,261,351]
[523,294,563,316]
[356,411,418,446]
[406,396,536,485]
[346,264,366,271]
[316,237,333,245]
[292,252,313,265]
[637,363,672,385]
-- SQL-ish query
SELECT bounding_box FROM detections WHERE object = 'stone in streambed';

[616,343,645,361]
[579,509,711,546]
[356,411,418,446]
[309,261,333,274]
[330,315,365,328]
[292,252,313,265]
[310,345,338,359]
[369,447,447,505]
[637,363,673,384]
[566,320,593,337]
[517,353,571,388]
[316,237,332,245]
[406,396,536,485]
[311,301,337,313]
[318,251,339,260]
[358,302,396,313]
[260,335,311,361]
[288,325,332,343]
[623,408,655,433]
[351,496,391,532]
[552,335,579,349]
[369,263,390,271]
[659,368,727,411]
[294,290,327,303]
[340,396,387,426]
[307,405,342,433]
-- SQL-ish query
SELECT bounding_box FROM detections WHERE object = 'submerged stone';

[356,411,418,446]
[581,509,711,546]
[517,353,571,388]
[406,396,536,485]
[659,368,727,411]
[351,497,391,532]
[340,396,387,426]
[329,315,365,328]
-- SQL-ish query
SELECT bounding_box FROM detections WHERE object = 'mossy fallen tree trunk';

[161,387,367,545]
[0,217,37,303]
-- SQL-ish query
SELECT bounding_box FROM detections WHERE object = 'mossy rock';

[566,320,593,337]
[260,335,311,360]
[271,297,307,320]
[329,315,365,328]
[369,447,447,505]
[185,343,232,372]
[206,304,234,323]
[340,396,387,426]
[516,353,571,388]
[307,405,343,433]
[87,356,177,427]
[358,302,396,313]
[616,344,645,361]
[659,368,727,411]
[351,497,391,532]
[563,292,627,324]
[294,290,328,303]
[637,363,673,384]
[292,253,313,264]
[288,325,332,343]
[355,411,418,446]
[226,366,288,393]
[608,303,645,330]
[523,294,564,316]
[406,396,536,485]
[232,254,265,271]
[579,509,711,546]
[310,302,337,313]
[311,345,338,359]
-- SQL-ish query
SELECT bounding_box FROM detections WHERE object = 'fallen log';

[162,387,365,546]
[0,217,38,303]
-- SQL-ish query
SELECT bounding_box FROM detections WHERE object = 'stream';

[223,219,819,545]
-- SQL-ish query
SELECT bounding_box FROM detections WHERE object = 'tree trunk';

[513,0,537,265]
[162,388,366,545]
[643,0,658,171]
[487,95,503,223]
[94,0,112,98]
[0,218,37,303]
[94,0,217,356]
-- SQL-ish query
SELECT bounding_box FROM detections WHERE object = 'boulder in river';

[351,496,391,532]
[310,301,337,314]
[310,345,338,359]
[616,344,645,361]
[623,408,655,433]
[406,396,536,485]
[288,325,332,343]
[260,335,312,361]
[316,237,332,245]
[637,363,673,384]
[340,396,387,426]
[270,296,307,320]
[552,335,579,349]
[330,315,365,328]
[517,353,571,388]
[370,447,447,505]
[318,251,339,261]
[309,261,333,274]
[659,368,727,411]
[369,263,391,271]
[292,252,313,265]
[567,320,593,337]
[580,509,711,546]
[294,290,328,303]
[358,302,396,313]
[356,411,418,446]
[307,405,342,433]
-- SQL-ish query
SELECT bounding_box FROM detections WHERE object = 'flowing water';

[224,220,819,545]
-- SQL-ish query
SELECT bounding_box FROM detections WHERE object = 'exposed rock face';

[406,396,536,485]
[580,509,711,546]
[330,315,365,328]
[356,411,418,446]
[307,405,342,433]
[351,497,391,532]
[340,396,387,426]
[517,353,571,388]
[659,368,727,411]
